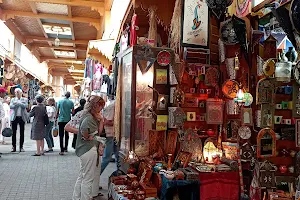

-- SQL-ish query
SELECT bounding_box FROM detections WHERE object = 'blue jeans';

[100,137,119,174]
[45,121,54,148]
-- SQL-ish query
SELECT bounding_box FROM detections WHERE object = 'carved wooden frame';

[257,128,276,158]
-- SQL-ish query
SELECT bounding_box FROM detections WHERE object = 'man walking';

[0,87,6,156]
[10,88,28,152]
[57,91,74,155]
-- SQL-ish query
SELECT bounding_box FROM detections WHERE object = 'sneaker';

[11,147,16,152]
[20,148,25,152]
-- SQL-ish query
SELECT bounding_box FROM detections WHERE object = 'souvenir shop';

[105,0,300,199]
[82,40,115,100]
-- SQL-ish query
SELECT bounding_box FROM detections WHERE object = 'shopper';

[72,95,105,200]
[29,95,47,156]
[10,88,28,152]
[72,98,86,149]
[0,89,7,145]
[101,97,119,174]
[45,97,56,152]
[57,91,74,155]
[1,96,10,145]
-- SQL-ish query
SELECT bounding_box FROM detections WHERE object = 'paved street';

[0,124,115,200]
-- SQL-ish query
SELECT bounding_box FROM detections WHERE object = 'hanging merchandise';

[285,47,298,63]
[93,61,103,91]
[206,0,227,19]
[256,78,275,105]
[232,15,249,63]
[148,7,157,47]
[235,0,251,17]
[275,59,292,82]
[157,50,171,66]
[130,13,138,47]
[226,58,236,79]
[5,64,15,80]
[222,79,239,99]
[220,18,239,45]
[170,0,183,54]
[206,98,224,125]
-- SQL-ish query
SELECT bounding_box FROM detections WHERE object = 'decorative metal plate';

[294,61,300,85]
[157,50,171,66]
[238,126,251,140]
[263,59,276,77]
[222,79,239,99]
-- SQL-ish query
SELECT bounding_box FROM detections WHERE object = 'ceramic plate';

[157,50,171,66]
[294,61,300,85]
[244,93,253,107]
[222,79,239,99]
[238,126,251,140]
[263,59,276,77]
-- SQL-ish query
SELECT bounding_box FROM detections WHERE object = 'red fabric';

[130,14,137,46]
[0,87,7,93]
[199,172,239,200]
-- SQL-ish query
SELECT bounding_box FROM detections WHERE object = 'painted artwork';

[156,69,168,84]
[182,0,209,48]
[156,115,168,131]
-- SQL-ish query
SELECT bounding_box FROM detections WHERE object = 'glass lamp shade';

[203,141,218,163]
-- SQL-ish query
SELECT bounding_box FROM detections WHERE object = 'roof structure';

[0,0,113,85]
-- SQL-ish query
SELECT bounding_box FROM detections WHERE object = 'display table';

[199,172,239,200]
[160,175,200,200]
[108,183,128,200]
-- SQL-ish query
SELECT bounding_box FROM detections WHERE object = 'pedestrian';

[72,95,105,200]
[57,91,74,155]
[45,97,56,152]
[1,96,11,145]
[72,98,86,149]
[100,96,119,175]
[10,88,28,152]
[29,95,47,156]
[0,89,7,145]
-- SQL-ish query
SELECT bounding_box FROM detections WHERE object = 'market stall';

[108,0,300,199]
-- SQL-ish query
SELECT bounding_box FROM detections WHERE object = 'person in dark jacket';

[71,98,86,149]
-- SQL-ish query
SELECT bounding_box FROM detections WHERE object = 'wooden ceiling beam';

[41,56,85,62]
[48,62,84,66]
[26,36,89,44]
[0,9,101,26]
[30,43,87,51]
[25,0,104,15]
[42,22,70,28]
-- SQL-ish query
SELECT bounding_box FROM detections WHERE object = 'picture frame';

[181,0,210,48]
[187,112,196,121]
[261,104,275,128]
[257,128,276,158]
[157,94,168,110]
[156,69,168,84]
[174,151,193,168]
[241,107,253,126]
[156,115,168,131]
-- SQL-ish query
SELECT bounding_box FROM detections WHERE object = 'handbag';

[52,121,58,137]
[2,127,12,137]
[44,106,49,126]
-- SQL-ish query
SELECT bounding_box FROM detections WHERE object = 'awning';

[87,39,115,61]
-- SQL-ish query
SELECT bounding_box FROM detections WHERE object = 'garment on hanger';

[93,62,103,91]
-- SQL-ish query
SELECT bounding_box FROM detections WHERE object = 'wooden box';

[140,182,157,197]
[179,167,199,181]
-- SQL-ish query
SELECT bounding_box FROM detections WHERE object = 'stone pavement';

[0,123,116,200]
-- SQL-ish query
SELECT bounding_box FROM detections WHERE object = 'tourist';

[45,97,56,152]
[72,98,86,149]
[72,95,105,200]
[10,88,28,152]
[0,89,7,145]
[29,95,47,156]
[101,96,119,174]
[1,96,11,145]
[57,91,74,155]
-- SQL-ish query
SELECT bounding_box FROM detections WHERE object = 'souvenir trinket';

[186,112,196,121]
[238,126,251,140]
[226,58,236,79]
[203,138,219,163]
[257,56,264,76]
[174,151,192,168]
[256,78,275,105]
[241,142,254,161]
[148,130,166,157]
[168,107,177,128]
[274,116,283,124]
[289,166,295,173]
[294,62,300,85]
[244,93,253,107]
[259,161,276,189]
[275,60,292,82]
[234,53,239,70]
[173,88,184,104]
[173,107,185,127]
[281,127,295,141]
[293,83,300,117]
[178,168,199,181]
[134,46,156,74]
[257,128,276,158]
[157,50,171,66]
[222,79,239,99]
[263,35,277,59]
[226,99,240,115]
[290,150,297,157]
[226,120,240,141]
[263,59,276,77]
[236,0,251,17]
[205,67,219,87]
[261,104,275,128]
[166,131,178,158]
[206,98,224,125]
[182,97,199,108]
[180,131,203,162]
[241,107,253,126]
[169,65,178,85]
[279,165,288,174]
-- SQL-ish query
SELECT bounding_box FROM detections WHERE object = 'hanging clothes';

[93,63,103,91]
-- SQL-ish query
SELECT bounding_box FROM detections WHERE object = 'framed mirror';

[257,128,276,158]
